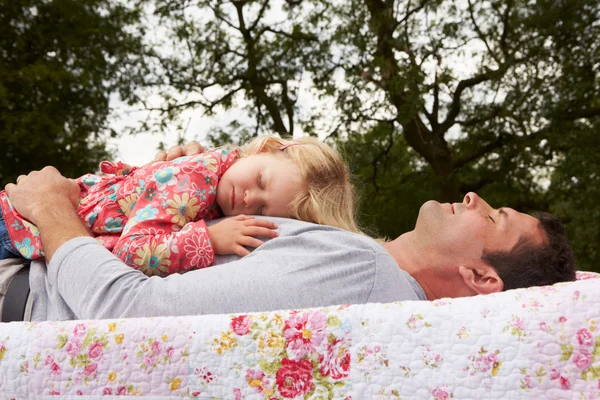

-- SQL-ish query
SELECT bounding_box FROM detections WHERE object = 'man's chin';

[414,200,443,230]
[418,200,441,215]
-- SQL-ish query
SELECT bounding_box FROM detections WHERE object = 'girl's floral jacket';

[0,149,239,277]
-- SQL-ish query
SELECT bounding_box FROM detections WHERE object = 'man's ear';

[458,265,504,295]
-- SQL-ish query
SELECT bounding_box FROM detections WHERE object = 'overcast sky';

[106,0,484,166]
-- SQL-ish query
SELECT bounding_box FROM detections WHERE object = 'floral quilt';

[0,271,599,399]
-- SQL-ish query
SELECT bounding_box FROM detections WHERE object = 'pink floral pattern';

[0,272,598,398]
[0,149,238,277]
[220,309,351,399]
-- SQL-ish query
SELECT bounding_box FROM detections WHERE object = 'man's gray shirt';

[29,217,426,321]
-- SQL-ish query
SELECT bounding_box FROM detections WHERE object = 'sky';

[107,98,221,166]
[105,0,486,167]
[106,1,295,165]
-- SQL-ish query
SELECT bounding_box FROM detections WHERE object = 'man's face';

[414,192,544,267]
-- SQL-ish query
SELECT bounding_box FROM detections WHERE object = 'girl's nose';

[244,190,257,208]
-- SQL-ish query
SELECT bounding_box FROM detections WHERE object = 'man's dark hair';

[482,212,576,291]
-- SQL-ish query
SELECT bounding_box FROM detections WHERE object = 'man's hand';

[4,166,90,262]
[5,166,80,225]
[153,141,206,162]
[207,215,279,257]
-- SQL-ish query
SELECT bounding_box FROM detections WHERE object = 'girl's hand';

[207,215,279,257]
[153,141,206,162]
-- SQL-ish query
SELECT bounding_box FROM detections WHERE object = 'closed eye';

[257,173,263,189]
[488,215,495,223]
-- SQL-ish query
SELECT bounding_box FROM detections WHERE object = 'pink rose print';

[573,350,593,371]
[284,311,327,360]
[559,316,567,323]
[319,338,351,380]
[432,387,449,400]
[45,355,54,365]
[539,322,548,332]
[234,388,242,400]
[88,341,104,359]
[66,340,82,357]
[84,362,98,376]
[116,386,127,395]
[231,315,252,336]
[550,369,560,380]
[73,323,87,337]
[246,369,272,395]
[51,362,61,375]
[151,340,162,354]
[103,388,113,395]
[166,347,175,358]
[475,354,496,373]
[559,376,571,390]
[511,317,524,331]
[144,354,156,368]
[576,328,594,347]
[275,359,314,398]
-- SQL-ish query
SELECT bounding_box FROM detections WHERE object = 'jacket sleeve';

[112,155,228,276]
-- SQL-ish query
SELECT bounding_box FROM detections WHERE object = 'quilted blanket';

[0,272,599,399]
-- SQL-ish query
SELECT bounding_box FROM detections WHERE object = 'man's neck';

[383,232,472,300]
[383,232,432,297]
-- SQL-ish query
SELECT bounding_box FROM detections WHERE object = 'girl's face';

[216,153,306,217]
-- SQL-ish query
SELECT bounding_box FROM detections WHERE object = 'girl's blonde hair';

[241,136,361,234]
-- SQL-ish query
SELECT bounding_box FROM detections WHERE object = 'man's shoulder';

[211,217,392,266]
[262,217,385,249]
[258,218,398,270]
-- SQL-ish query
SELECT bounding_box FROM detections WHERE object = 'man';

[0,143,575,322]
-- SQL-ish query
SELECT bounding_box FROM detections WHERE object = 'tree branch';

[260,27,318,42]
[499,0,513,57]
[456,105,502,127]
[438,66,507,134]
[234,2,289,135]
[467,0,501,64]
[248,0,270,32]
[395,0,433,27]
[563,107,600,120]
[207,3,239,31]
[453,134,507,169]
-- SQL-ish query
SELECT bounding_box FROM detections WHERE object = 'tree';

[133,0,599,271]
[0,0,145,184]
[134,0,332,142]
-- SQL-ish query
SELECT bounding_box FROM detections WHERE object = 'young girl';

[0,136,359,277]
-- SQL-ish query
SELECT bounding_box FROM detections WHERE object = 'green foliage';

[7,0,597,271]
[131,0,599,271]
[0,0,145,182]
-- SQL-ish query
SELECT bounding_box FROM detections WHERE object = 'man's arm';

[45,220,390,319]
[5,167,90,262]
[6,143,206,261]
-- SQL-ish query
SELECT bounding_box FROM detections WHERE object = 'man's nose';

[463,192,492,212]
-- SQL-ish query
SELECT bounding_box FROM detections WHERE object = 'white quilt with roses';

[0,271,599,399]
